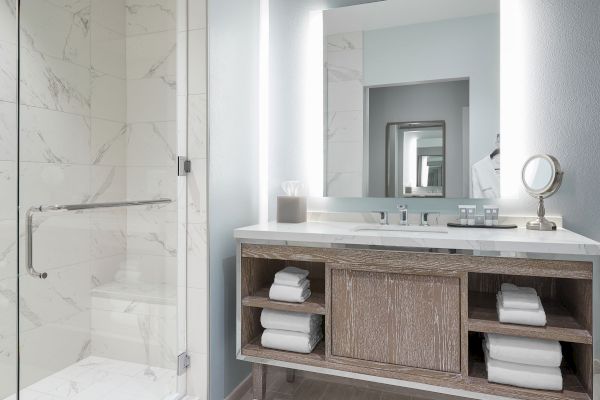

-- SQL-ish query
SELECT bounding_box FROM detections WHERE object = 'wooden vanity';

[235,222,600,400]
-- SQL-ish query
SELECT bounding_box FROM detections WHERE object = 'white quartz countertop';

[234,221,600,256]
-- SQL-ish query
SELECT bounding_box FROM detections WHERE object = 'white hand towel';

[274,266,309,287]
[269,280,311,303]
[497,293,547,326]
[260,309,322,334]
[501,283,538,296]
[484,346,562,391]
[261,329,322,354]
[484,333,562,367]
[500,290,541,310]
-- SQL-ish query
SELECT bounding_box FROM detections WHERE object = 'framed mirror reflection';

[324,0,500,199]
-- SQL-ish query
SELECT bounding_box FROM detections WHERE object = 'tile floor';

[4,356,177,400]
[239,367,466,400]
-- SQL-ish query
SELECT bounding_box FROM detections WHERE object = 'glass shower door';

[0,0,18,398]
[16,0,186,398]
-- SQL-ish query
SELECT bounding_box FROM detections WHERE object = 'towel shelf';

[242,288,326,315]
[26,198,172,279]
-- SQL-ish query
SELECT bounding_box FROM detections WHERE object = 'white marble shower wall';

[326,32,364,197]
[0,0,17,398]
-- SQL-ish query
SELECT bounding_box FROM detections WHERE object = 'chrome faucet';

[421,211,440,226]
[397,204,408,226]
[377,211,389,225]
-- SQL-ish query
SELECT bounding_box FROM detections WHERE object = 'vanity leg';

[252,363,267,400]
[286,368,295,383]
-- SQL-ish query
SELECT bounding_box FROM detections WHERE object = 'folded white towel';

[269,280,311,303]
[484,346,562,391]
[261,329,322,354]
[500,290,541,310]
[497,293,547,326]
[260,309,322,334]
[501,283,537,296]
[274,266,309,287]
[484,333,562,367]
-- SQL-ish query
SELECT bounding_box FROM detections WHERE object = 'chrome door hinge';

[177,352,191,375]
[178,156,191,176]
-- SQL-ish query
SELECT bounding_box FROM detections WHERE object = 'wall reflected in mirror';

[324,0,500,199]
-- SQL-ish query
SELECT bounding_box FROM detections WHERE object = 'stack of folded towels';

[260,309,323,353]
[497,283,547,326]
[269,266,311,303]
[483,333,563,391]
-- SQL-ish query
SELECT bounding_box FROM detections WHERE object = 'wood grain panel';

[242,244,592,279]
[330,266,461,373]
[557,279,593,333]
[468,273,557,299]
[242,288,326,315]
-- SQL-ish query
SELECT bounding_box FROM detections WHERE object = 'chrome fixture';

[376,211,389,225]
[421,211,440,226]
[27,198,172,279]
[522,154,563,231]
[397,204,408,226]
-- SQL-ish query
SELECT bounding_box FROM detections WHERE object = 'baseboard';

[224,374,252,400]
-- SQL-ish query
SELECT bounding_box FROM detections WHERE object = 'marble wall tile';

[327,31,363,53]
[91,118,128,165]
[187,158,206,225]
[89,209,127,259]
[0,219,17,279]
[0,41,17,103]
[186,223,206,290]
[20,105,92,165]
[326,172,363,197]
[327,80,363,113]
[125,0,176,36]
[89,165,127,202]
[124,253,176,284]
[19,162,91,206]
[186,287,206,355]
[327,110,363,143]
[0,0,17,45]
[126,30,176,79]
[91,71,127,121]
[0,278,17,399]
[45,0,91,14]
[91,254,126,286]
[186,352,207,400]
[0,101,17,161]
[187,94,206,159]
[126,213,177,258]
[187,28,206,95]
[126,165,176,199]
[20,47,91,115]
[327,49,363,82]
[126,121,177,166]
[91,0,126,35]
[21,0,91,68]
[127,76,176,122]
[19,311,91,389]
[91,23,127,79]
[187,0,206,31]
[327,141,363,173]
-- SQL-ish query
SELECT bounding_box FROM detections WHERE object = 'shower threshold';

[5,356,178,400]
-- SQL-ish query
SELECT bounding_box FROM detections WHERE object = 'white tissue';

[281,181,304,196]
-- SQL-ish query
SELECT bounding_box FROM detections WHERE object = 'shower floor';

[5,356,177,400]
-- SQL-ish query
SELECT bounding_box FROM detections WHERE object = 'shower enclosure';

[0,0,198,398]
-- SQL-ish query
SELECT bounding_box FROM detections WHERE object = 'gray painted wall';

[368,80,469,197]
[208,0,260,398]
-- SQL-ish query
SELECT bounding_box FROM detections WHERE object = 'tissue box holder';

[277,196,307,223]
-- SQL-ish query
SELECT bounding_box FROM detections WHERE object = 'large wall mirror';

[324,0,500,198]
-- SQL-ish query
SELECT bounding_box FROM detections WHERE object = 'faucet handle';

[373,211,388,225]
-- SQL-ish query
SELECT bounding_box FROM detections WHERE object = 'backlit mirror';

[324,0,500,199]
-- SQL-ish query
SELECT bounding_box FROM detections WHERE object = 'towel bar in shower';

[26,198,172,279]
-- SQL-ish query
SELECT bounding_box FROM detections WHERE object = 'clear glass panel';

[17,0,184,398]
[0,0,18,398]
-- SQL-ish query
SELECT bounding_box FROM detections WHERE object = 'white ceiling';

[324,0,499,35]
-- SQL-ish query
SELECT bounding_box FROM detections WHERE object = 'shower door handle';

[25,198,172,280]
[27,206,48,279]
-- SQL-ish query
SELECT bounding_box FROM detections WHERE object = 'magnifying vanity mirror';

[522,154,563,231]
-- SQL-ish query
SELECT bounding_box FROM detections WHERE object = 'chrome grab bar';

[26,198,172,279]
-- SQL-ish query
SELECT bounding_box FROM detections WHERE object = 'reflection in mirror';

[324,0,500,199]
[386,122,445,198]
[523,157,554,193]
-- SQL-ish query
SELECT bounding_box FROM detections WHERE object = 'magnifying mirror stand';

[527,195,557,231]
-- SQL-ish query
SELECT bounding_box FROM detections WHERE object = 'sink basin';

[353,224,448,234]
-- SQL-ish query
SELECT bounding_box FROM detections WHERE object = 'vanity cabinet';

[328,265,462,373]
[235,227,598,400]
